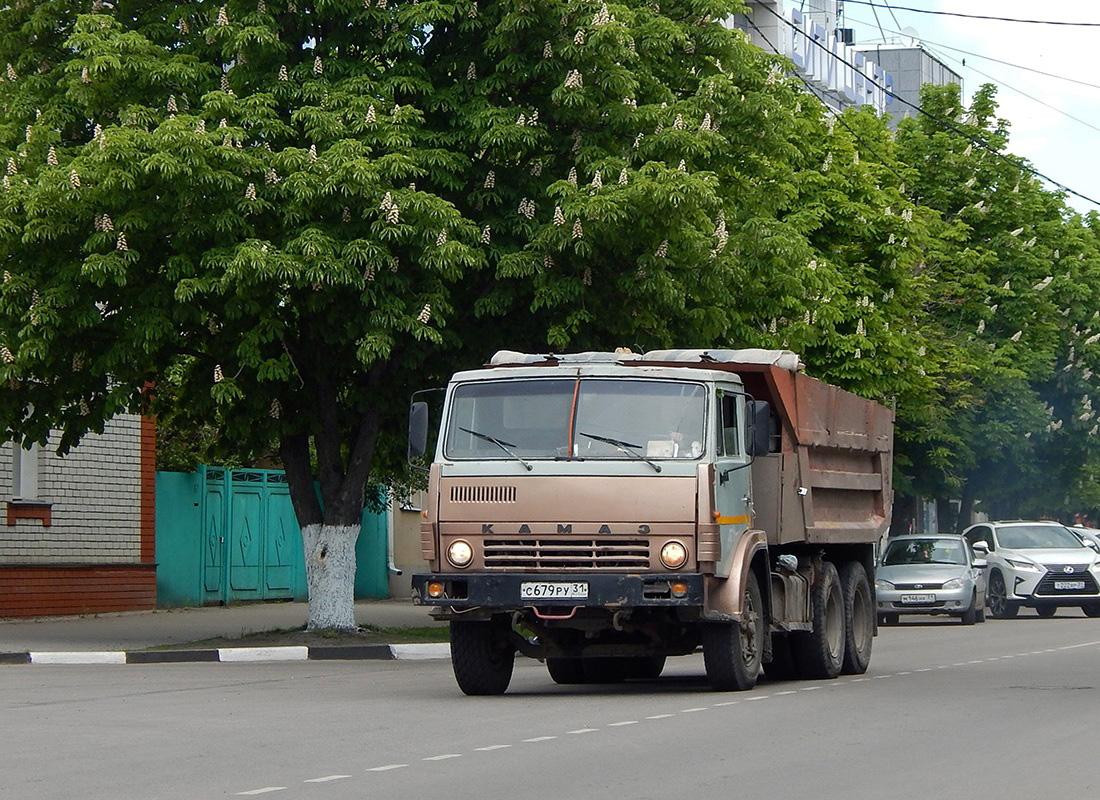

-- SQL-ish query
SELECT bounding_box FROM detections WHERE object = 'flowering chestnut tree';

[2,0,867,628]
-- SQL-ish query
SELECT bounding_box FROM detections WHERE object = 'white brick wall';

[0,415,143,564]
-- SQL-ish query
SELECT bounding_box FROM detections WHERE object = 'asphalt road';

[4,613,1099,800]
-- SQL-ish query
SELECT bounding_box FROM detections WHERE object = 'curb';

[0,643,451,666]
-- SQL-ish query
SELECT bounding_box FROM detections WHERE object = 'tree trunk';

[302,523,360,631]
[956,482,977,534]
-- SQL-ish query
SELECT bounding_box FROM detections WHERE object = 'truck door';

[713,387,752,577]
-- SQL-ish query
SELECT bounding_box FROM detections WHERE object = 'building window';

[12,441,39,501]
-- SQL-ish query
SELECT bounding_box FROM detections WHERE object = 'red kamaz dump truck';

[408,349,893,695]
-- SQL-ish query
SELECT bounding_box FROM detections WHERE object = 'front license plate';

[1054,580,1086,590]
[900,593,936,604]
[520,581,588,600]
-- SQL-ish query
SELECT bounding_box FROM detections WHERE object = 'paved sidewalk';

[0,599,450,665]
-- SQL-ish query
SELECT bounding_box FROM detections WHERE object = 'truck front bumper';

[411,572,704,610]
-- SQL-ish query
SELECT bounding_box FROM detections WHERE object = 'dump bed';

[638,351,893,546]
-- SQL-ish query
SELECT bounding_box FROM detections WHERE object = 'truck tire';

[791,561,845,679]
[546,658,587,684]
[702,570,764,691]
[581,657,628,683]
[450,619,515,696]
[839,561,873,675]
[625,655,667,680]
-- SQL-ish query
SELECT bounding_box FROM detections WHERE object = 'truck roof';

[488,348,804,372]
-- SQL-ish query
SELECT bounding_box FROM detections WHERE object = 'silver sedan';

[875,535,987,625]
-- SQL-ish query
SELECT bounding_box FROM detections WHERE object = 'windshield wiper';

[578,431,662,473]
[458,427,533,471]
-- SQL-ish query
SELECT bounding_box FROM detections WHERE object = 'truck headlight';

[446,540,474,568]
[660,541,688,569]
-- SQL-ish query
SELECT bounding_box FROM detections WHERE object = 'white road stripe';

[567,728,597,734]
[30,651,127,665]
[304,776,350,783]
[424,754,461,761]
[367,764,408,772]
[475,745,512,751]
[524,736,557,742]
[236,788,285,795]
[646,714,675,719]
[218,647,308,662]
[681,707,708,713]
[608,721,639,727]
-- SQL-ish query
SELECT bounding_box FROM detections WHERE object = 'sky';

[839,0,1100,215]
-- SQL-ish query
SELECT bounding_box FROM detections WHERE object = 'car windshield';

[997,525,1085,550]
[882,539,966,566]
[444,378,707,461]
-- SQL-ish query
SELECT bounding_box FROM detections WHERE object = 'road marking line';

[424,754,462,761]
[367,764,408,772]
[475,745,511,751]
[897,671,912,675]
[567,729,598,735]
[799,686,821,691]
[968,660,984,664]
[30,651,127,665]
[681,707,708,712]
[874,675,891,679]
[850,678,869,682]
[524,736,557,742]
[219,647,308,662]
[647,714,675,719]
[713,700,741,706]
[608,721,639,727]
[304,776,350,783]
[774,690,797,696]
[746,696,769,701]
[915,667,932,672]
[236,789,286,796]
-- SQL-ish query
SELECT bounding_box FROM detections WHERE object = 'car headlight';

[446,539,474,568]
[1004,557,1041,571]
[942,578,965,590]
[660,541,688,569]
[874,579,894,590]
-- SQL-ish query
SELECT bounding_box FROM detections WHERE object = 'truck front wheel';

[791,560,845,679]
[450,618,516,696]
[702,570,763,691]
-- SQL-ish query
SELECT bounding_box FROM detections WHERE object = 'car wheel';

[987,571,1019,619]
[961,593,978,625]
[976,605,986,623]
[1081,603,1100,618]
[879,612,899,626]
[1036,606,1057,618]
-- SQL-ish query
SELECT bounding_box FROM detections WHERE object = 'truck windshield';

[444,378,706,461]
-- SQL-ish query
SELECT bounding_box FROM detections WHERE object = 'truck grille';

[1034,565,1099,596]
[484,538,650,570]
[450,485,517,503]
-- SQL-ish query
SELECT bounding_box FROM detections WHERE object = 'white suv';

[962,521,1100,618]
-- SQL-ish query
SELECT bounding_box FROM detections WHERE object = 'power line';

[742,16,911,188]
[922,46,1100,138]
[756,3,1100,208]
[848,16,1100,91]
[844,1,1100,27]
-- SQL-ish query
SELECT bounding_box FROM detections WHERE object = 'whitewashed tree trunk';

[302,523,360,631]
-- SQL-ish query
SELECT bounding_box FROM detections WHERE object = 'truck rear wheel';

[450,619,515,696]
[791,561,845,679]
[840,561,873,675]
[702,570,763,691]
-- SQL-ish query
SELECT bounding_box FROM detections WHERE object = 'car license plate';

[520,582,588,600]
[900,593,935,604]
[1054,580,1086,590]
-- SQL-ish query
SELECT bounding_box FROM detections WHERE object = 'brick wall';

[0,414,156,617]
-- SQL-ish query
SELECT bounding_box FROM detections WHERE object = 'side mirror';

[746,401,776,457]
[972,558,988,569]
[408,401,429,460]
[972,541,989,555]
[1085,540,1099,553]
